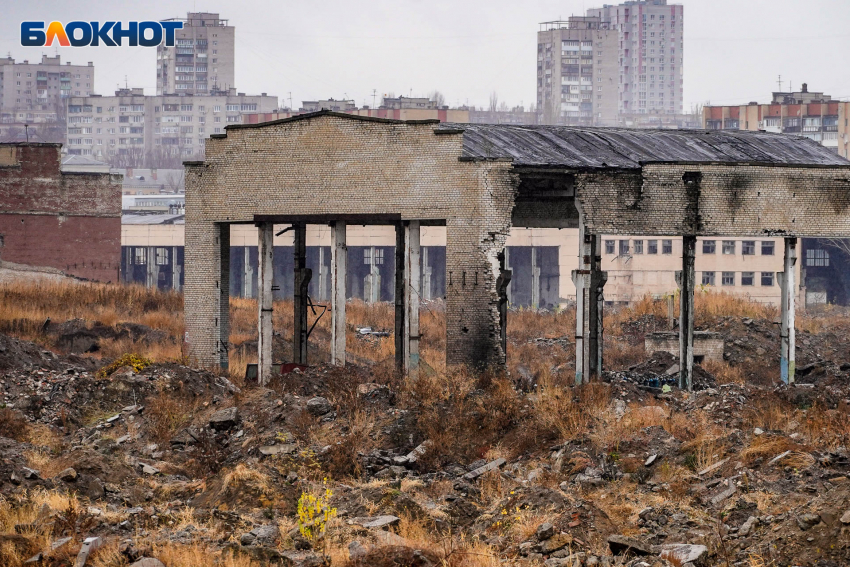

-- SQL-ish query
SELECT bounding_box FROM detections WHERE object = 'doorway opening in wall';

[502,235,573,391]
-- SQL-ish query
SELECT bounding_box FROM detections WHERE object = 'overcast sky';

[2,0,849,111]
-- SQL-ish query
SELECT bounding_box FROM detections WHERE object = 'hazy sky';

[2,0,849,111]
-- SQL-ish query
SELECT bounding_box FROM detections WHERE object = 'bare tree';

[429,90,446,108]
[489,92,499,113]
[163,169,185,193]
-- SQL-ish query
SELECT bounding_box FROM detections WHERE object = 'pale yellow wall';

[123,224,800,306]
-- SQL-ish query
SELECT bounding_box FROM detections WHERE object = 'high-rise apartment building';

[0,55,94,140]
[586,0,684,116]
[65,88,277,164]
[536,17,618,126]
[157,13,235,95]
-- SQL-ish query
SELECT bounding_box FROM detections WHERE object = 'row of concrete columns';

[571,229,798,390]
[255,220,422,385]
[675,236,798,390]
[255,222,798,389]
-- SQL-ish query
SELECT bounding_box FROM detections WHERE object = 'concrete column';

[395,225,405,372]
[779,237,797,384]
[572,227,605,384]
[172,246,182,292]
[318,247,327,301]
[497,250,512,365]
[257,222,274,385]
[243,245,253,298]
[531,247,540,309]
[678,235,697,391]
[331,221,347,366]
[146,248,156,288]
[422,247,432,301]
[293,223,310,365]
[405,221,421,378]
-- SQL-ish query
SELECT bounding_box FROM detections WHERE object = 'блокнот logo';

[21,21,184,47]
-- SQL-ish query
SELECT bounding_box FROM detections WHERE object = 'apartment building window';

[605,240,615,254]
[213,105,221,112]
[742,241,755,255]
[662,240,672,254]
[199,106,205,111]
[722,240,735,254]
[214,117,221,123]
[180,104,193,111]
[741,272,755,286]
[702,272,715,286]
[633,240,644,254]
[702,240,715,254]
[619,240,630,255]
[226,104,240,111]
[647,240,658,254]
[722,272,735,286]
[761,272,774,286]
[761,241,774,256]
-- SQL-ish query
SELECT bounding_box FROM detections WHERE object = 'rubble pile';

[1,309,850,566]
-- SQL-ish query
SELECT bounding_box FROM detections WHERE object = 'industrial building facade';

[122,219,799,307]
[180,111,849,391]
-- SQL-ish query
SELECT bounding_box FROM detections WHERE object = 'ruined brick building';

[0,143,122,281]
[184,111,850,389]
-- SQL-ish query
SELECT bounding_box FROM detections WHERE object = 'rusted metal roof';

[438,124,850,168]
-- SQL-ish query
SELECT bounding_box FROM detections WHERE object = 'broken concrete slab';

[406,441,431,464]
[259,443,297,456]
[463,457,506,480]
[540,533,573,553]
[348,515,401,529]
[74,536,102,567]
[739,515,758,536]
[659,543,709,566]
[209,407,239,430]
[607,534,654,556]
[710,481,737,506]
[697,458,729,477]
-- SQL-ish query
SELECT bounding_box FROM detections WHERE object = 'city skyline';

[1,0,848,112]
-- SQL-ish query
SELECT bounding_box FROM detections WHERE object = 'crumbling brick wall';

[576,164,850,237]
[184,114,517,369]
[0,144,122,281]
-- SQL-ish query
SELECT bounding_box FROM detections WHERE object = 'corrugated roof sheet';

[438,124,850,168]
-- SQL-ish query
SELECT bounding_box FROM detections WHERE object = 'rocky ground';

[1,306,850,567]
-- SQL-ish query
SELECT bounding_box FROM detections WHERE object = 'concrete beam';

[779,237,797,384]
[405,221,421,378]
[678,235,696,391]
[331,221,347,366]
[293,223,309,364]
[257,222,274,385]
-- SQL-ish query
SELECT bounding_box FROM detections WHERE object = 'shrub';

[97,352,152,379]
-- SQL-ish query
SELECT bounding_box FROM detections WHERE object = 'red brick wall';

[0,143,121,281]
[0,214,121,281]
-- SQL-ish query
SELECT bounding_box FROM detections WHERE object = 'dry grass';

[0,280,183,342]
